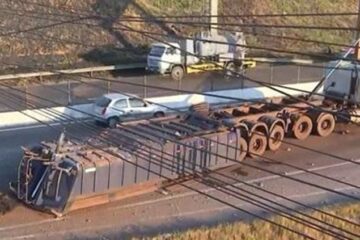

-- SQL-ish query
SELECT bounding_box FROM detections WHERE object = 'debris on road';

[0,193,16,215]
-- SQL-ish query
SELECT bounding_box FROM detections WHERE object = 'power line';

[0,16,96,37]
[2,80,360,203]
[1,0,358,236]
[119,12,359,19]
[0,6,354,51]
[111,24,360,121]
[2,0,360,197]
[14,0,360,19]
[1,81,357,228]
[3,58,360,168]
[0,88,357,240]
[114,18,358,31]
[0,91,326,240]
[0,6,358,65]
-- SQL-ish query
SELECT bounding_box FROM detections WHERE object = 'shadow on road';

[80,0,178,78]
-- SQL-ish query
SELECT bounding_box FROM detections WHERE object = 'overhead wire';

[1,80,360,203]
[109,23,360,121]
[0,89,327,240]
[2,56,360,169]
[0,81,357,229]
[0,6,355,54]
[0,1,360,238]
[0,6,358,66]
[0,87,357,240]
[16,0,359,19]
[2,0,360,202]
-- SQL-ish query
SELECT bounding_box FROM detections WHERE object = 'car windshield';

[95,96,111,107]
[149,46,166,57]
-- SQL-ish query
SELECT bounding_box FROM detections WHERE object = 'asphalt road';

[0,122,359,239]
[0,64,324,112]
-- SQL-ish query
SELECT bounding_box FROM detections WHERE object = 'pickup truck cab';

[93,93,165,128]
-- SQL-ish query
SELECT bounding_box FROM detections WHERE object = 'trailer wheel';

[315,113,335,137]
[171,66,184,81]
[268,125,284,151]
[238,137,248,161]
[292,115,313,140]
[247,131,267,158]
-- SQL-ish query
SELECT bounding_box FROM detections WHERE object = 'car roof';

[102,93,138,100]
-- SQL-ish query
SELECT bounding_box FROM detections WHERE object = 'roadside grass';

[138,202,360,240]
[0,0,357,70]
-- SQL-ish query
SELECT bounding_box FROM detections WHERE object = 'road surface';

[0,121,359,239]
[0,64,324,112]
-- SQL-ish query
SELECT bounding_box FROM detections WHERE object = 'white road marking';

[2,235,36,240]
[2,186,358,240]
[0,120,93,133]
[0,218,64,231]
[110,159,360,211]
[1,159,359,234]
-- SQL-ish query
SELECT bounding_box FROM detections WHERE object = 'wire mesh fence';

[0,64,324,112]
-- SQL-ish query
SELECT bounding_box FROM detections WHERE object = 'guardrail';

[0,58,315,81]
[0,63,146,81]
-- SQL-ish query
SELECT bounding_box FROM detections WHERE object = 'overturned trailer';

[10,112,249,216]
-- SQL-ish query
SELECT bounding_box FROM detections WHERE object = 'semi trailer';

[10,59,360,216]
[146,31,256,81]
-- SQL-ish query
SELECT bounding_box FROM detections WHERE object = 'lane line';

[0,218,64,231]
[1,159,358,233]
[0,120,93,133]
[110,159,360,211]
[2,186,358,240]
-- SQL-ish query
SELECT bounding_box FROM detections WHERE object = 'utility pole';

[355,0,360,60]
[209,0,218,35]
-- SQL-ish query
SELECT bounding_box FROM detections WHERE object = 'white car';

[93,93,165,128]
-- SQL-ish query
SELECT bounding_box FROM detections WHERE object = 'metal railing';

[0,63,324,113]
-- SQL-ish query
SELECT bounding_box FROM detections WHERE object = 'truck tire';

[238,137,248,161]
[171,66,184,81]
[268,125,284,151]
[292,115,313,140]
[247,131,267,158]
[107,117,119,128]
[225,62,236,77]
[315,113,335,137]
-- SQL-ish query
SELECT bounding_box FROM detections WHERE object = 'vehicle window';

[95,97,111,107]
[166,47,175,55]
[114,99,128,108]
[129,98,146,108]
[149,46,165,57]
